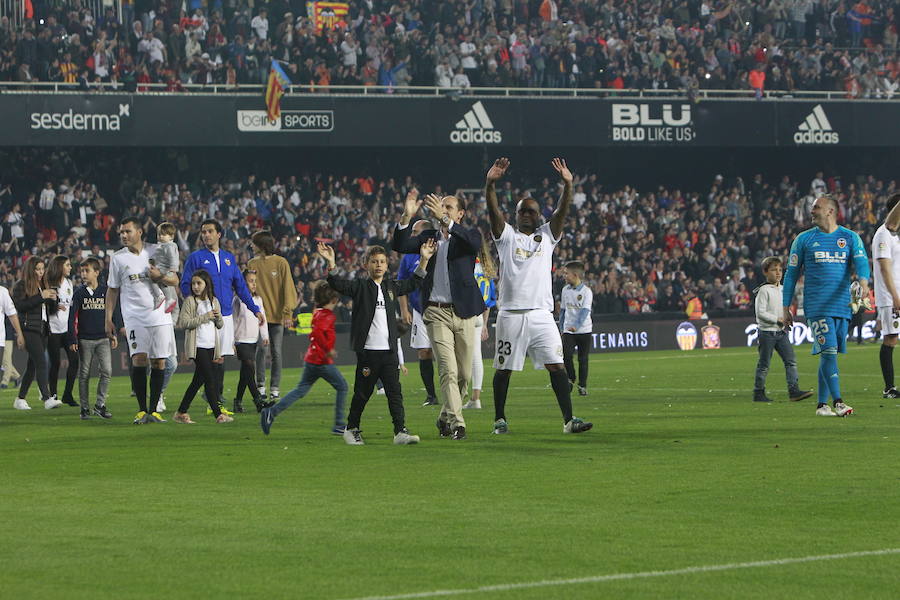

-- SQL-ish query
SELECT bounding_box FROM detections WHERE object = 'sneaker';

[578,386,588,397]
[753,392,774,403]
[173,412,195,424]
[233,399,245,414]
[331,425,346,435]
[422,396,439,406]
[133,411,148,424]
[789,389,813,402]
[563,417,593,434]
[492,418,509,435]
[260,406,274,435]
[376,387,386,395]
[44,396,63,410]
[452,426,467,440]
[462,399,481,409]
[257,386,267,400]
[61,395,78,407]
[164,299,177,313]
[436,418,451,438]
[270,390,280,401]
[207,404,234,417]
[92,405,113,419]
[216,413,234,423]
[834,401,854,417]
[883,387,900,399]
[80,409,91,420]
[156,397,167,412]
[343,427,365,445]
[147,412,166,423]
[393,428,420,445]
[257,399,275,412]
[0,383,8,389]
[13,398,31,410]
[816,404,837,416]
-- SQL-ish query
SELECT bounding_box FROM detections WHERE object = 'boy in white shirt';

[754,256,812,403]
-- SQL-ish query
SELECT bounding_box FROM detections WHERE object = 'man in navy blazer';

[393,191,486,440]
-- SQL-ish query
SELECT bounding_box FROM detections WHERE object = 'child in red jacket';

[260,281,348,435]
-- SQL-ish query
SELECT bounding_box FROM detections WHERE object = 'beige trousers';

[424,305,476,429]
[1,344,20,385]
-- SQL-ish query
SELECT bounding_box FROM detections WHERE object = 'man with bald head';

[393,192,486,440]
[485,157,592,436]
[783,193,870,417]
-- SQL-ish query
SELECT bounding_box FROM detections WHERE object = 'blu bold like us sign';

[611,103,695,143]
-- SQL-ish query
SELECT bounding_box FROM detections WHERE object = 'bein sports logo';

[30,103,131,131]
[794,105,839,145]
[237,110,334,132]
[450,101,502,144]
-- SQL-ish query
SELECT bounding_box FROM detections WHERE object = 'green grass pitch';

[2,345,899,599]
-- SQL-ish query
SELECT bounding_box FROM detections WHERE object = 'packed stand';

[2,0,900,97]
[0,150,891,316]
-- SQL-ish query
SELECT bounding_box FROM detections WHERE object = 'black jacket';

[392,222,486,319]
[11,280,56,333]
[327,272,423,353]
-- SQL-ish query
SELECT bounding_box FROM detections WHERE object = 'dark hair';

[190,269,216,302]
[314,280,339,307]
[200,219,223,235]
[251,230,276,255]
[761,256,782,272]
[21,256,46,297]
[120,216,144,234]
[157,221,176,237]
[81,257,102,273]
[365,245,388,262]
[565,260,585,275]
[46,254,70,287]
[887,193,900,214]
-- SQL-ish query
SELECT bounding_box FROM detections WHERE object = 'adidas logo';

[450,101,502,144]
[794,105,839,145]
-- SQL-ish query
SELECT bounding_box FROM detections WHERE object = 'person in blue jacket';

[181,219,264,413]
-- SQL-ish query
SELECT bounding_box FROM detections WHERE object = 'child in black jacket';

[319,240,434,445]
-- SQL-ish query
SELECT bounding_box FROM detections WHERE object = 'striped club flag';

[265,61,292,122]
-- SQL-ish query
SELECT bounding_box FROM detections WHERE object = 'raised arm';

[549,157,574,241]
[319,242,358,297]
[485,157,510,240]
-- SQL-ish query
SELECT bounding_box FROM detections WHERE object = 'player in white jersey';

[485,157,592,435]
[105,217,179,424]
[559,261,593,396]
[872,194,900,398]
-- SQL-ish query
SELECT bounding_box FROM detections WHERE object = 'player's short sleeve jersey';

[397,252,422,314]
[561,283,593,334]
[785,226,869,318]
[108,246,173,329]
[494,222,559,311]
[872,224,900,307]
[0,286,16,344]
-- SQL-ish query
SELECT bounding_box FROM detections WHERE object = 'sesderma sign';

[30,103,131,131]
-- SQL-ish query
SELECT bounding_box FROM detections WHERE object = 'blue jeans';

[271,362,348,427]
[161,354,177,394]
[755,330,799,393]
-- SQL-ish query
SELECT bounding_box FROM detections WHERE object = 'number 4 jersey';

[783,225,870,319]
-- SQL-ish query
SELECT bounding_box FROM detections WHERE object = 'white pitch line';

[339,548,900,600]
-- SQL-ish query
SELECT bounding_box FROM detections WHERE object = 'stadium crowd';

[0,148,891,317]
[2,0,900,97]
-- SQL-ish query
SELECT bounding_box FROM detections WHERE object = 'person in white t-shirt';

[485,157,593,435]
[105,217,178,424]
[0,284,25,391]
[872,194,900,398]
[559,261,593,396]
[46,255,79,407]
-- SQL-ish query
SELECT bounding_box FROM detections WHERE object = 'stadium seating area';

[0,148,890,315]
[1,0,899,97]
